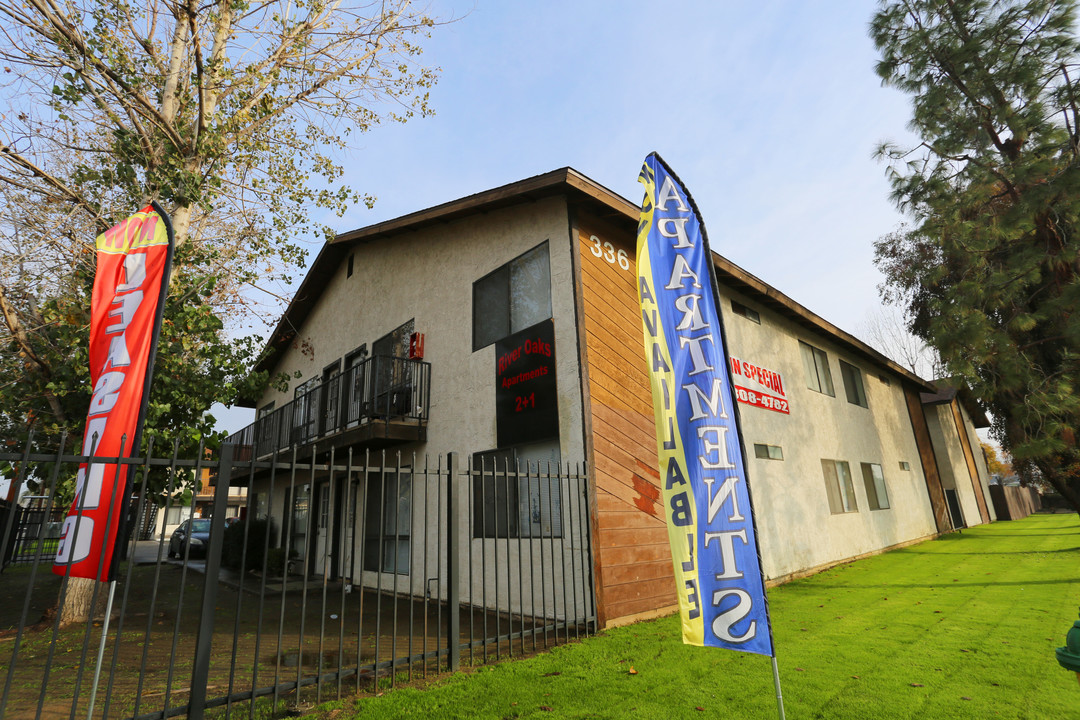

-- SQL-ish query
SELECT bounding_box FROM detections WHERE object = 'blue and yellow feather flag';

[636,153,774,656]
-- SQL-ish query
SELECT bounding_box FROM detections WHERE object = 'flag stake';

[86,581,116,720]
[771,655,786,719]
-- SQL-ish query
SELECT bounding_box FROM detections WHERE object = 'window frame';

[861,462,891,510]
[471,447,562,539]
[472,242,552,352]
[839,359,869,408]
[822,459,858,514]
[753,443,784,460]
[800,341,835,396]
[730,299,761,324]
[362,469,412,575]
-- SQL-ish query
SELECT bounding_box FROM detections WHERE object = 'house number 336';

[589,235,630,271]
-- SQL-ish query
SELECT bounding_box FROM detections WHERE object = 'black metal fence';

[0,437,596,720]
[0,497,64,567]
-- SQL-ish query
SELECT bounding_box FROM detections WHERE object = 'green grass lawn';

[308,513,1080,720]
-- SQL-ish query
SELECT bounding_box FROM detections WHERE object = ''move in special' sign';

[54,204,174,582]
[730,356,789,415]
[636,154,773,656]
[495,319,558,447]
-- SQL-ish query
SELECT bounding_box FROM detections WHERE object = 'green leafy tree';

[0,0,440,469]
[871,0,1080,514]
[980,441,1012,478]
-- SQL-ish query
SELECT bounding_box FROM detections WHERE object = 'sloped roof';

[921,379,991,428]
[246,167,936,402]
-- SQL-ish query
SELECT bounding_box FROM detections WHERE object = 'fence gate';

[0,438,596,719]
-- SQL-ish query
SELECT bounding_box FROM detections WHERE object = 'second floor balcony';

[227,355,431,461]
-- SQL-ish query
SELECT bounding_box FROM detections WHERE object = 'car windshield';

[190,519,212,532]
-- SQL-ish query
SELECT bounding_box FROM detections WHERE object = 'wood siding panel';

[602,559,675,586]
[950,400,991,524]
[905,385,952,533]
[577,219,677,627]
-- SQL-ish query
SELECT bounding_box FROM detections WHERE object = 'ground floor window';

[822,459,857,514]
[861,462,890,510]
[162,504,189,527]
[471,446,562,538]
[283,484,310,561]
[362,471,411,574]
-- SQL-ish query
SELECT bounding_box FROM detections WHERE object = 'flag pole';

[680,164,787,719]
[83,203,175,720]
[85,581,116,720]
[771,656,786,719]
[638,153,785,717]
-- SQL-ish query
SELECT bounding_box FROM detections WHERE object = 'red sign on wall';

[729,356,790,415]
[408,332,425,359]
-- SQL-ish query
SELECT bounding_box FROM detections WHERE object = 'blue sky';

[216,0,920,433]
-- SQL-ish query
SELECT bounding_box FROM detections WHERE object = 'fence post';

[188,443,234,720]
[446,452,460,672]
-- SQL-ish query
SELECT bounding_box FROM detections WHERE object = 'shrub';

[264,546,294,577]
[221,518,276,572]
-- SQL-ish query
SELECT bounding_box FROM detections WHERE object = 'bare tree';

[857,305,943,379]
[0,0,444,624]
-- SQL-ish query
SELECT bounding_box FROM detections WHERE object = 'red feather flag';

[54,203,174,582]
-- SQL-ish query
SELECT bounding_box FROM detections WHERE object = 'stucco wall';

[924,402,988,527]
[259,195,583,463]
[718,289,940,580]
[252,196,592,618]
[960,404,997,522]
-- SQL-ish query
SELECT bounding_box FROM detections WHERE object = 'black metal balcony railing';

[227,355,431,459]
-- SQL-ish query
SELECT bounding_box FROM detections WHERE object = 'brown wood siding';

[905,385,953,533]
[950,400,991,524]
[575,216,677,626]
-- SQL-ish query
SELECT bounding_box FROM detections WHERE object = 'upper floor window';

[730,299,760,324]
[839,360,868,408]
[799,341,835,396]
[473,242,551,351]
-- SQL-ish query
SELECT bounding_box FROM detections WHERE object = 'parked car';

[168,518,212,559]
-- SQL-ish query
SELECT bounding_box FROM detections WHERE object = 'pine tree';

[870,0,1080,514]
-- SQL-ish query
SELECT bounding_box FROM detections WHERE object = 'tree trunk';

[1036,459,1080,518]
[56,577,107,627]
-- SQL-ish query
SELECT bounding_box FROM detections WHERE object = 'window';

[471,448,562,538]
[283,483,309,562]
[899,461,911,471]
[822,459,857,514]
[371,320,415,416]
[294,376,319,440]
[861,463,891,510]
[163,505,189,527]
[730,300,760,324]
[321,360,342,433]
[800,341,835,396]
[473,242,552,351]
[347,253,354,278]
[363,470,411,574]
[373,319,414,360]
[753,443,783,460]
[839,360,868,408]
[294,376,318,400]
